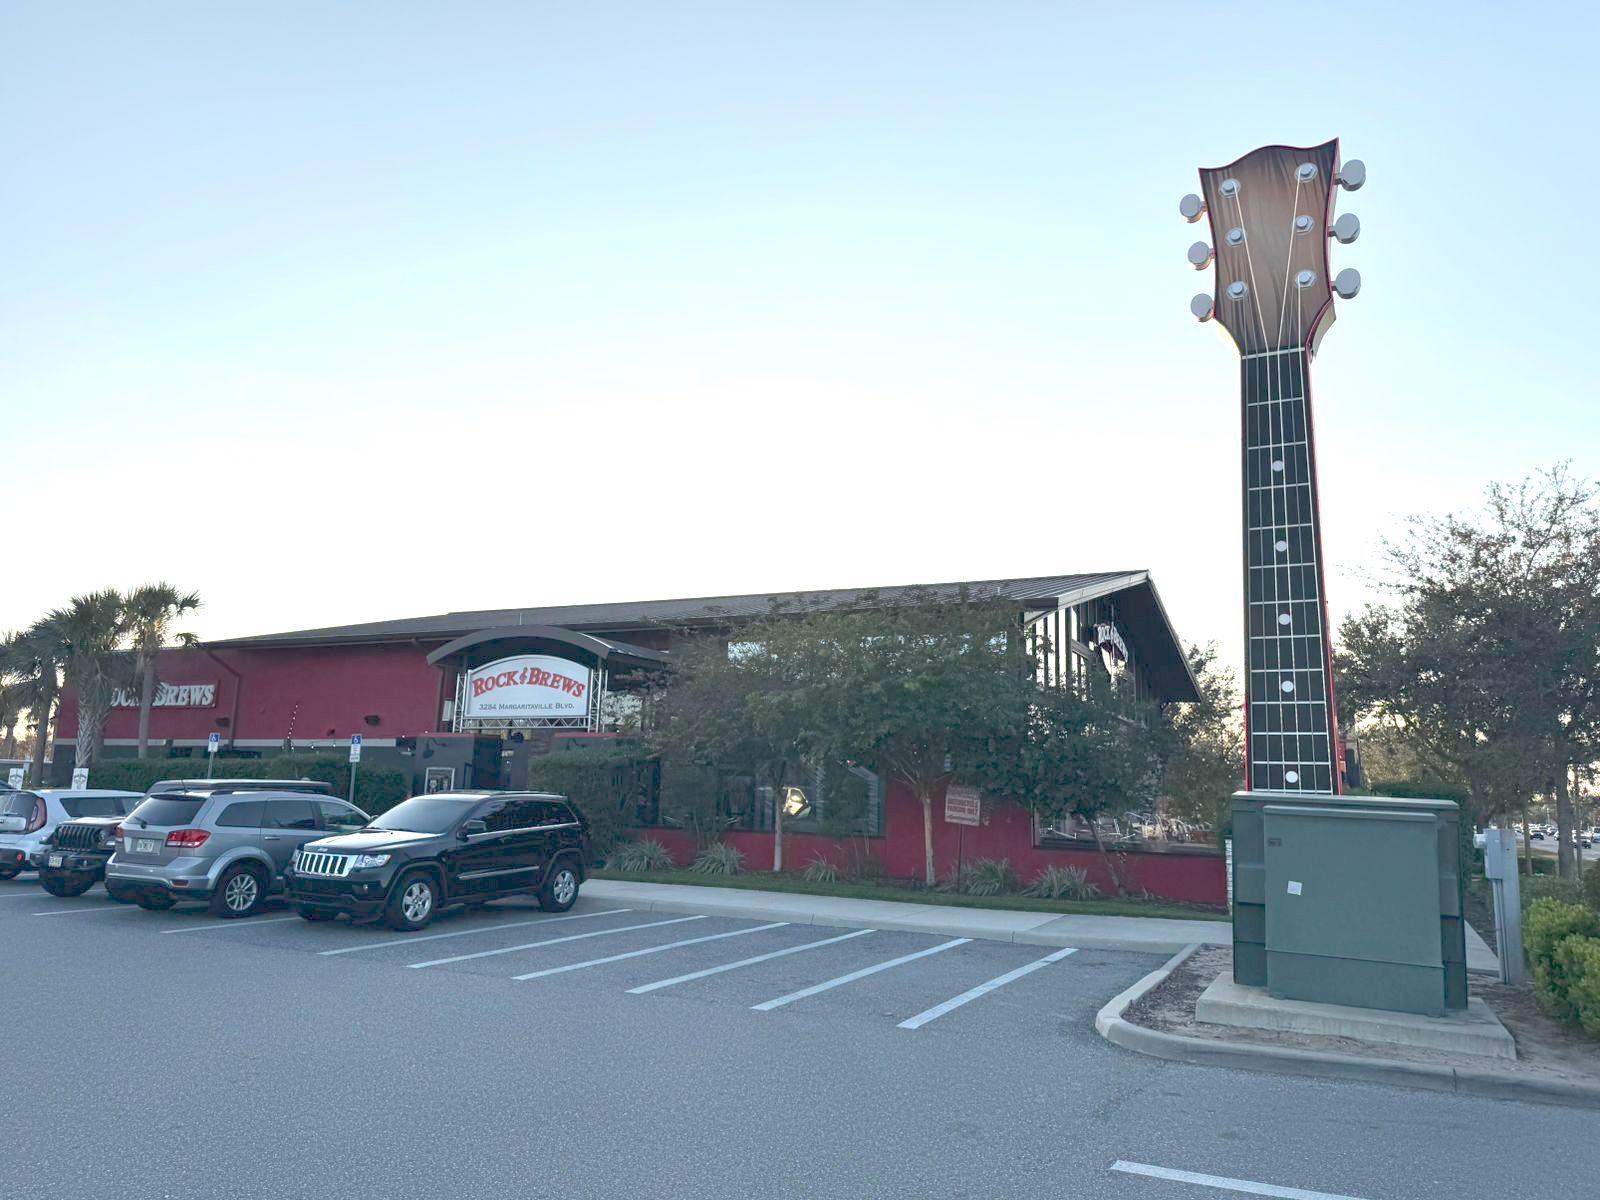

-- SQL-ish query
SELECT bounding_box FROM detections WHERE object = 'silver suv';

[106,788,371,918]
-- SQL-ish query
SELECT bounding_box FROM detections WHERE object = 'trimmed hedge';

[82,756,409,815]
[527,744,651,852]
[1524,899,1600,1026]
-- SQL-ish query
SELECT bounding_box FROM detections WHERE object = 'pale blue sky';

[2,2,1593,676]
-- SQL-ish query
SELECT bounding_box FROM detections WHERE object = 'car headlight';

[351,854,391,869]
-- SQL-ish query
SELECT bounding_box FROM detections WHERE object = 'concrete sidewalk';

[583,878,1230,954]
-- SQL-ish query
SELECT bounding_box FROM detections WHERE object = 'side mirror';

[460,819,488,840]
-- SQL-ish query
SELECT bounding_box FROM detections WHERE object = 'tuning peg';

[1331,213,1360,244]
[1334,268,1361,299]
[1179,194,1206,223]
[1186,241,1214,269]
[1190,294,1215,322]
[1337,159,1366,191]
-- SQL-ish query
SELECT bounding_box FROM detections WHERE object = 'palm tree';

[1,627,63,785]
[124,583,202,759]
[37,591,133,769]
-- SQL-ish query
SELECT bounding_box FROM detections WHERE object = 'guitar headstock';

[1180,140,1364,356]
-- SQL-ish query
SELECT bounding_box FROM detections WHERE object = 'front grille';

[54,823,110,852]
[294,850,355,878]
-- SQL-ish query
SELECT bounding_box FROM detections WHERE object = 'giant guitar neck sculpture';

[1180,140,1365,795]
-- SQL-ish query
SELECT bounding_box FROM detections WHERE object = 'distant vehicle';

[286,791,595,931]
[0,790,143,879]
[107,788,370,917]
[146,778,333,796]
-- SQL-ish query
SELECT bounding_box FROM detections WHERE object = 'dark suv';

[285,791,594,932]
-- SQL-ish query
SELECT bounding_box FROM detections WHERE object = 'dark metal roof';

[424,626,669,670]
[207,571,1198,701]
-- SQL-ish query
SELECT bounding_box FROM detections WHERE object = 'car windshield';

[61,795,134,819]
[125,797,206,827]
[365,797,475,834]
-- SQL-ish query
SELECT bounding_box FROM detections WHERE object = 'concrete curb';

[1093,945,1600,1110]
[582,880,1222,954]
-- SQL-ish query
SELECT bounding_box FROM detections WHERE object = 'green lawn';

[588,867,1224,922]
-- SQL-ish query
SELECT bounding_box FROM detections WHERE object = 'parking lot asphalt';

[3,875,1594,1200]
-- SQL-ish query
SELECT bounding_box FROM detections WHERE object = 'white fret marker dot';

[1278,612,1292,626]
[1274,540,1289,553]
[1284,770,1300,784]
[1281,679,1295,693]
[1272,459,1284,472]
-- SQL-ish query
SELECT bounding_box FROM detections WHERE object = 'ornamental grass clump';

[606,839,676,873]
[1025,864,1100,901]
[943,858,1019,897]
[690,842,745,876]
[801,856,839,884]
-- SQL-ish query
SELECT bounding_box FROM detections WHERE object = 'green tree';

[1337,467,1600,877]
[2,626,63,785]
[1161,643,1245,837]
[37,591,134,769]
[123,583,202,759]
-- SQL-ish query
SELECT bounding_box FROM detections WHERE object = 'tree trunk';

[1555,765,1578,879]
[1090,819,1130,897]
[1522,802,1532,875]
[76,698,110,769]
[137,656,157,760]
[28,702,51,786]
[921,789,935,886]
[773,786,784,873]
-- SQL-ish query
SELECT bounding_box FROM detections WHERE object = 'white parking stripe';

[629,927,877,994]
[33,906,139,917]
[162,917,301,934]
[513,922,790,981]
[751,938,971,1011]
[407,915,706,969]
[1110,1160,1371,1200]
[896,946,1078,1029]
[318,908,631,956]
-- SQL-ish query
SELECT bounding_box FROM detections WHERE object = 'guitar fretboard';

[1241,348,1339,793]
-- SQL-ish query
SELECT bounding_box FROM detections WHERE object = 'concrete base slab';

[1195,974,1517,1060]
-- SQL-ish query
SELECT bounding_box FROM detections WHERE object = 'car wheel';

[297,907,337,923]
[209,864,266,918]
[0,864,21,880]
[104,880,137,904]
[538,861,580,913]
[385,871,438,932]
[136,893,176,911]
[40,874,93,898]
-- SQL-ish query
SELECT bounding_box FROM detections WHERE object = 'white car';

[0,789,143,878]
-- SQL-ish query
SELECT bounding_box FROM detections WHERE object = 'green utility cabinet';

[1230,791,1467,1014]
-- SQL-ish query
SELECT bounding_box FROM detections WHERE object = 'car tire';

[136,893,176,911]
[297,907,337,923]
[538,860,580,913]
[209,864,267,918]
[0,865,21,880]
[40,874,93,898]
[104,880,137,904]
[385,871,439,932]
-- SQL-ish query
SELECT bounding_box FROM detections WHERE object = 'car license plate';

[135,839,158,854]
[48,854,62,868]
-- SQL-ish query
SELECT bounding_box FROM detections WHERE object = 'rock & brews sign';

[462,654,592,721]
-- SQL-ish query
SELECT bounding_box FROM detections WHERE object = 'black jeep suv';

[284,791,595,931]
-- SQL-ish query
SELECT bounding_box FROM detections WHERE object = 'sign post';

[943,785,981,883]
[348,734,362,806]
[207,732,220,779]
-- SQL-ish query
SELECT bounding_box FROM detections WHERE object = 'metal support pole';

[1483,828,1524,986]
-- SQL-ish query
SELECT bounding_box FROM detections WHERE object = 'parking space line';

[408,915,706,969]
[1110,1160,1370,1200]
[751,938,971,1011]
[628,927,876,994]
[33,906,139,917]
[512,921,790,981]
[162,916,302,934]
[318,908,632,956]
[896,946,1078,1029]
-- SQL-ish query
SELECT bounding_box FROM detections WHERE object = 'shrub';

[1585,865,1600,914]
[1555,935,1600,1036]
[801,856,839,884]
[83,755,408,815]
[1522,874,1585,910]
[1026,864,1100,901]
[528,744,651,852]
[842,850,887,884]
[690,842,744,876]
[605,839,677,873]
[943,858,1019,897]
[1524,899,1600,1022]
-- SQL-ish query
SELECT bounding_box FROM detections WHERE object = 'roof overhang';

[424,625,668,672]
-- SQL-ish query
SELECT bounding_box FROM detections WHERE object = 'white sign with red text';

[463,655,592,721]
